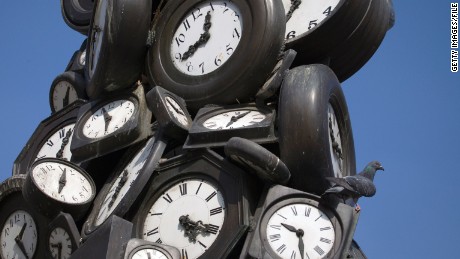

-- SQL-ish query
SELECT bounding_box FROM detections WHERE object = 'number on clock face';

[265,204,335,259]
[82,99,135,138]
[132,248,168,259]
[52,81,79,112]
[95,139,156,226]
[142,179,225,259]
[36,124,75,161]
[282,0,340,40]
[0,210,38,259]
[49,227,73,259]
[32,162,93,204]
[171,0,243,75]
[203,110,266,129]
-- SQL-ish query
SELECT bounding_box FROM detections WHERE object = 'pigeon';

[322,161,384,211]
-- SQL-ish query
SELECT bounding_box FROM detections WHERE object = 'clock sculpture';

[6,0,394,258]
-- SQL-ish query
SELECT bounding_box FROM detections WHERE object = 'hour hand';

[281,223,298,233]
[58,168,67,194]
[101,107,112,132]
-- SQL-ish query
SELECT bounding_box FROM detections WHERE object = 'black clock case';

[131,148,262,259]
[240,184,359,259]
[60,0,94,35]
[70,85,153,163]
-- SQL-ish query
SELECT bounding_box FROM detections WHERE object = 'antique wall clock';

[241,185,358,259]
[23,158,96,220]
[60,0,94,35]
[278,65,356,195]
[49,70,87,113]
[70,84,153,163]
[13,100,85,175]
[123,239,181,259]
[146,0,286,110]
[132,149,258,259]
[46,212,81,259]
[184,103,277,149]
[0,175,50,259]
[85,0,152,99]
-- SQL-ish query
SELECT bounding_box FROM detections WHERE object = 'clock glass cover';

[0,210,38,259]
[35,123,75,161]
[202,109,266,130]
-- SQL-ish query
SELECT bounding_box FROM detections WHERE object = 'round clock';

[184,104,277,149]
[242,185,358,259]
[49,71,87,113]
[60,0,94,35]
[146,0,286,110]
[0,175,49,259]
[23,158,96,220]
[49,227,73,259]
[278,65,356,195]
[85,0,152,99]
[133,149,255,259]
[35,123,75,161]
[123,239,181,259]
[70,85,153,163]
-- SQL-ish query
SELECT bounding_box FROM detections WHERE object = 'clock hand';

[181,11,212,61]
[166,98,185,116]
[101,107,112,132]
[286,0,302,22]
[179,215,216,242]
[15,239,29,259]
[108,169,129,209]
[297,229,305,259]
[56,129,73,159]
[63,86,70,108]
[226,111,251,127]
[58,168,67,194]
[281,222,298,233]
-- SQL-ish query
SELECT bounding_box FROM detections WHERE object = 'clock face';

[164,96,189,127]
[79,49,86,67]
[202,110,266,129]
[82,99,135,138]
[94,139,156,226]
[141,179,225,259]
[52,81,79,112]
[131,248,168,259]
[31,161,94,204]
[36,123,75,161]
[282,0,340,40]
[170,0,243,76]
[0,210,38,259]
[265,203,335,259]
[49,227,72,259]
[328,104,344,178]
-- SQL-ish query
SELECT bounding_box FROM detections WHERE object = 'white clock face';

[282,0,340,40]
[0,210,38,259]
[203,110,266,129]
[79,49,86,67]
[265,203,335,259]
[131,248,168,259]
[32,161,93,204]
[170,0,243,75]
[36,123,75,162]
[142,179,225,259]
[94,139,156,226]
[52,81,79,112]
[327,104,343,178]
[82,99,135,139]
[165,96,189,126]
[89,0,108,77]
[49,227,72,259]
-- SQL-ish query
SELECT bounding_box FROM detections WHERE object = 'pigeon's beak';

[378,166,384,171]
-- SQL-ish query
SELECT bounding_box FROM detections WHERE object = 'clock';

[47,212,81,259]
[65,39,87,74]
[132,149,258,259]
[82,135,167,236]
[13,100,85,175]
[123,239,181,259]
[224,137,290,185]
[70,84,153,163]
[49,70,87,113]
[146,86,192,139]
[146,0,286,111]
[241,185,358,259]
[60,0,94,35]
[278,65,355,195]
[23,158,96,220]
[85,0,152,99]
[183,103,277,149]
[0,175,49,259]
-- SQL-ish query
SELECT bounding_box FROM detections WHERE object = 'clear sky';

[0,1,459,258]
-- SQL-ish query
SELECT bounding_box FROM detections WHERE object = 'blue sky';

[0,1,459,258]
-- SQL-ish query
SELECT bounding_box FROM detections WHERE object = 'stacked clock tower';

[0,0,394,258]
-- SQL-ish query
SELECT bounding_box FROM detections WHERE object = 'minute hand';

[226,111,251,127]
